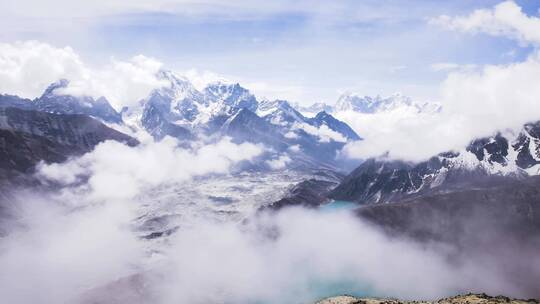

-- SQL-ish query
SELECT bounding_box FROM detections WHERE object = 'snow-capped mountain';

[203,81,258,115]
[307,111,361,141]
[295,102,333,116]
[295,93,441,118]
[136,70,361,169]
[35,79,123,123]
[139,71,204,139]
[0,71,362,170]
[0,80,123,124]
[258,99,307,127]
[330,121,540,204]
[334,92,441,114]
[140,72,259,135]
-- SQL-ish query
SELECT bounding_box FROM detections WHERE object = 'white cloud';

[340,50,540,161]
[288,144,301,153]
[1,113,537,303]
[0,41,86,99]
[0,41,166,110]
[242,80,307,104]
[0,0,384,25]
[336,107,441,161]
[293,122,347,143]
[181,69,230,91]
[266,154,292,170]
[431,1,540,46]
[284,131,299,139]
[430,62,478,72]
[0,40,317,110]
[0,192,143,304]
[338,1,540,161]
[39,137,264,201]
[3,200,520,303]
[147,208,524,303]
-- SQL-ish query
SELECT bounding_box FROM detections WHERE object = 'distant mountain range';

[296,92,441,116]
[135,71,363,169]
[0,70,366,174]
[0,79,123,124]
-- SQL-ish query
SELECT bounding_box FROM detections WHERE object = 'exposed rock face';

[0,107,137,176]
[263,178,340,211]
[307,111,361,141]
[204,81,258,114]
[513,122,540,169]
[0,107,138,232]
[0,94,34,110]
[351,175,540,297]
[141,101,194,141]
[355,175,540,244]
[137,71,361,170]
[36,80,123,123]
[316,294,539,304]
[2,73,362,170]
[221,108,287,149]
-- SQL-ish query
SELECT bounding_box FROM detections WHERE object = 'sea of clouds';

[0,135,536,304]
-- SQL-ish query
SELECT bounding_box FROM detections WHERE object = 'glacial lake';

[319,200,359,212]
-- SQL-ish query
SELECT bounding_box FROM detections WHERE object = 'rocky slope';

[355,175,540,243]
[316,294,539,304]
[136,71,361,169]
[0,107,138,234]
[329,121,540,204]
[2,72,363,171]
[0,107,137,173]
[0,80,123,124]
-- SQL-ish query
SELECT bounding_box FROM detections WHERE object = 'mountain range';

[0,71,365,174]
[296,92,442,116]
[330,122,540,204]
[3,70,540,202]
[1,70,540,299]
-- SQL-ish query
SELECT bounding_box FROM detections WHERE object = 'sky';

[1,0,540,105]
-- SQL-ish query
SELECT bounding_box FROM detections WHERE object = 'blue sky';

[1,0,539,104]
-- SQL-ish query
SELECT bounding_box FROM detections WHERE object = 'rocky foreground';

[316,294,539,304]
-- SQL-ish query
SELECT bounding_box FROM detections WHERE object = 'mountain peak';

[35,79,122,123]
[315,110,331,118]
[41,79,70,98]
[308,111,361,141]
[335,92,436,114]
[258,99,306,126]
[203,81,257,113]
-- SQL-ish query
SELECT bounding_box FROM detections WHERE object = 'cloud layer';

[0,41,165,110]
[339,1,540,161]
[1,196,530,303]
[431,0,540,46]
[39,137,264,201]
[340,50,540,161]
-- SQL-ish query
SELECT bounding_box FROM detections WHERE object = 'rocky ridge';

[315,294,538,304]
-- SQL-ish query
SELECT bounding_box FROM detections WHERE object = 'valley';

[3,2,540,301]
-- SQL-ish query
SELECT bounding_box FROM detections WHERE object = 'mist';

[338,49,540,162]
[0,137,537,304]
[0,193,530,304]
[337,1,540,162]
